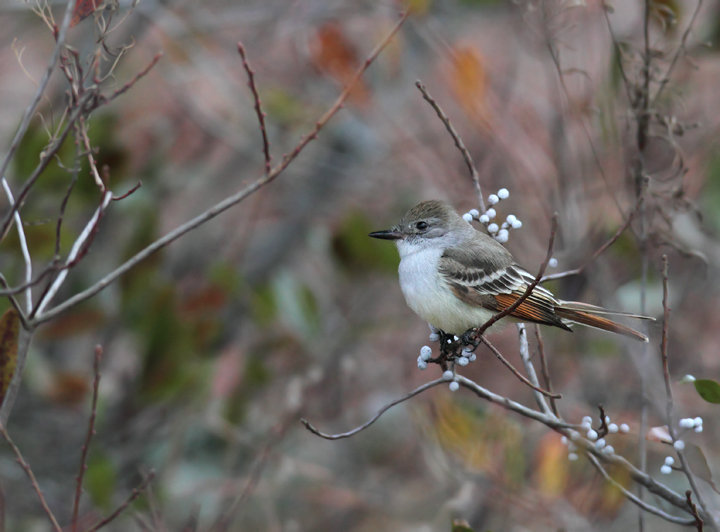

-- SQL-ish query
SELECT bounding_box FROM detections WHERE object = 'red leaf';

[70,0,103,28]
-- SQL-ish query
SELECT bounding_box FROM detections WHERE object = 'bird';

[369,199,651,342]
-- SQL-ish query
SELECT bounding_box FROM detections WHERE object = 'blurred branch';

[415,80,485,213]
[516,324,552,413]
[71,345,103,532]
[480,337,561,400]
[86,471,156,532]
[534,326,559,417]
[541,188,644,282]
[31,9,410,327]
[660,256,718,530]
[586,452,695,526]
[0,422,62,532]
[0,0,76,186]
[654,0,704,104]
[686,490,705,532]
[302,378,446,440]
[237,43,271,175]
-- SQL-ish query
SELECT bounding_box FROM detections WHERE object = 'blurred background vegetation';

[1,0,720,530]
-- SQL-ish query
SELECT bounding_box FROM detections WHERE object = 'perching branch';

[474,213,558,337]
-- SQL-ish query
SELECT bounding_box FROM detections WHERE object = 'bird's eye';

[415,221,429,231]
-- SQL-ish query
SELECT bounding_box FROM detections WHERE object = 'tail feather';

[555,306,649,342]
[557,301,656,321]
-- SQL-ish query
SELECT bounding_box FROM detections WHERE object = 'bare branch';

[415,80,485,213]
[71,345,103,532]
[586,452,695,526]
[686,490,705,532]
[654,0,704,104]
[534,326,559,418]
[302,378,446,440]
[480,337,561,400]
[0,422,62,532]
[85,471,155,532]
[517,324,552,414]
[31,10,410,327]
[237,43,271,175]
[541,195,643,282]
[0,0,77,186]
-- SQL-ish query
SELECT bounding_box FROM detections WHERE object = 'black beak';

[368,229,403,241]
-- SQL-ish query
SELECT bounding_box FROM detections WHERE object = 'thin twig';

[31,10,410,327]
[0,423,62,532]
[481,337,561,400]
[111,181,142,201]
[541,196,643,282]
[34,191,113,317]
[475,214,558,337]
[415,80,485,213]
[686,490,704,532]
[660,256,719,530]
[516,324,553,414]
[85,471,155,532]
[653,0,704,104]
[71,345,103,532]
[586,452,695,526]
[237,43,271,175]
[0,181,32,314]
[534,326,559,417]
[302,379,446,440]
[100,53,163,105]
[211,423,288,532]
[0,0,77,185]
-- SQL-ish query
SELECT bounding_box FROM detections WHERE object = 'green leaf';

[451,519,476,532]
[694,379,720,404]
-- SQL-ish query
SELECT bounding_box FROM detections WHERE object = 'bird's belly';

[398,251,495,335]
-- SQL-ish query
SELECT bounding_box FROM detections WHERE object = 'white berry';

[449,381,459,392]
[673,440,685,451]
[488,194,499,205]
[443,370,454,381]
[497,188,509,199]
[660,465,672,475]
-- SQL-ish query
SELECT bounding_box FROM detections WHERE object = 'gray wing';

[439,245,570,330]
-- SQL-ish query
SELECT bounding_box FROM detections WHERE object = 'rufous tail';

[555,304,650,342]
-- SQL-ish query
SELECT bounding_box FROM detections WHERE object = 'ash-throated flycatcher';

[369,200,650,342]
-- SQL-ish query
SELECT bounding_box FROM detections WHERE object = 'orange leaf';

[451,46,487,121]
[70,0,103,28]
[0,309,20,405]
[311,22,369,105]
[534,432,568,497]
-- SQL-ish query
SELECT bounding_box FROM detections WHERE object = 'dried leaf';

[70,0,103,28]
[646,425,672,443]
[683,443,720,495]
[534,432,569,497]
[694,379,720,404]
[451,46,487,121]
[311,22,369,104]
[0,309,20,405]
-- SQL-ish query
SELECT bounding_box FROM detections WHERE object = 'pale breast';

[397,246,495,334]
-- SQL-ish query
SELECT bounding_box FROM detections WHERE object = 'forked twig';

[415,81,485,213]
[586,452,695,526]
[237,43,271,175]
[32,10,411,327]
[302,379,446,440]
[534,326,559,417]
[71,345,103,532]
[85,471,156,532]
[0,423,62,532]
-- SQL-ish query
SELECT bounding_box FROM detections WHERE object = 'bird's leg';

[460,327,480,351]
